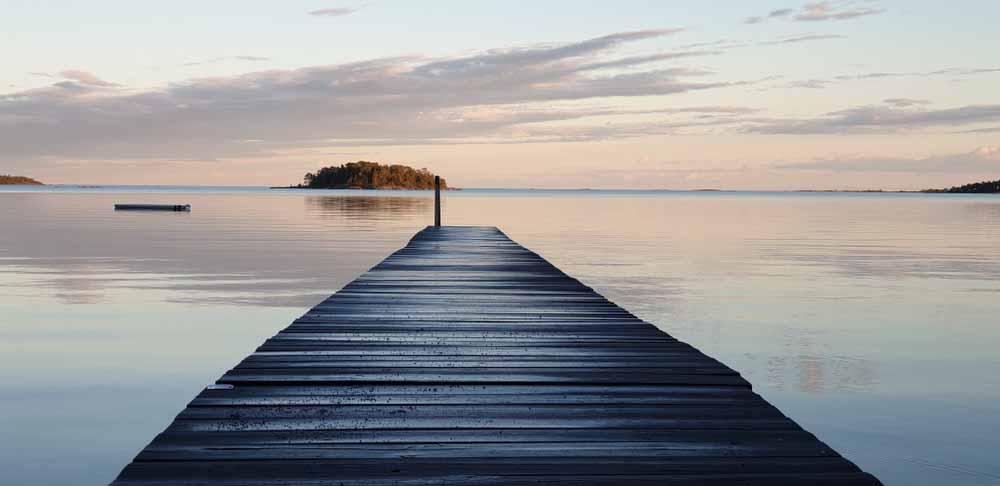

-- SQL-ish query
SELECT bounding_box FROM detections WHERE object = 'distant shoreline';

[3,184,997,194]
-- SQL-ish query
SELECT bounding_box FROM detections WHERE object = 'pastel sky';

[2,0,999,189]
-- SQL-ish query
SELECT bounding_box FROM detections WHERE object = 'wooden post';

[434,175,441,227]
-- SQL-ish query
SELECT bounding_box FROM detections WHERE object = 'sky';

[2,0,999,189]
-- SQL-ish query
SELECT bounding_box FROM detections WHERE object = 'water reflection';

[2,188,1000,486]
[306,195,431,221]
[763,354,878,394]
[0,258,155,306]
[0,193,429,308]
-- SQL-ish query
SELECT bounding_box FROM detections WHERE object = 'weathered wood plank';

[114,459,881,485]
[110,226,879,485]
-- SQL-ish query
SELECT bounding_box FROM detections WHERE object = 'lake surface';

[2,186,999,485]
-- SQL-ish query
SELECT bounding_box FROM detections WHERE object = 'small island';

[0,175,44,185]
[288,161,448,190]
[924,178,1000,194]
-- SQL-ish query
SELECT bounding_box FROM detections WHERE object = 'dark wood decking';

[112,226,880,485]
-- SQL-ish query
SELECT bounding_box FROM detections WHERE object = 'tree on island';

[924,179,1000,193]
[0,175,43,185]
[946,179,1000,193]
[302,161,447,190]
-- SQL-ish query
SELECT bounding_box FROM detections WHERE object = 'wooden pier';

[112,226,880,485]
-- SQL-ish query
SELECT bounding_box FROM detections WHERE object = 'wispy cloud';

[575,50,719,71]
[744,8,795,24]
[59,70,119,87]
[956,67,1000,75]
[747,104,1000,134]
[777,65,1000,90]
[184,56,270,67]
[775,146,1000,173]
[787,79,831,89]
[680,33,843,51]
[796,1,884,21]
[955,126,1000,134]
[759,34,845,45]
[678,39,745,50]
[883,98,929,108]
[746,1,884,24]
[308,7,359,17]
[3,29,738,161]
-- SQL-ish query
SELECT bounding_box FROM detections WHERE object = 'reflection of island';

[0,175,43,185]
[306,195,431,220]
[285,161,449,190]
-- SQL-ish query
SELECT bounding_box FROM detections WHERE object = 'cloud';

[795,1,884,21]
[787,79,831,89]
[684,34,842,51]
[835,71,908,80]
[680,33,841,52]
[313,105,763,146]
[746,1,884,24]
[745,8,795,24]
[759,34,845,45]
[779,65,1000,91]
[184,56,270,67]
[2,29,740,161]
[678,39,745,50]
[747,104,1000,134]
[775,146,1000,173]
[883,98,929,108]
[956,126,1000,134]
[308,7,359,17]
[575,50,719,71]
[59,70,119,87]
[956,67,1000,75]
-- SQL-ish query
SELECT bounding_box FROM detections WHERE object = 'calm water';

[2,186,999,485]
